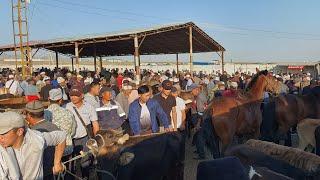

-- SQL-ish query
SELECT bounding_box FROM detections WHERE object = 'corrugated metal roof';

[0,22,225,57]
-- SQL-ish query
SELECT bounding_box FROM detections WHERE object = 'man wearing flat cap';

[0,111,66,179]
[96,86,126,131]
[25,100,63,179]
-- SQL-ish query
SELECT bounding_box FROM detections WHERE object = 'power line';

[48,0,320,38]
[35,0,320,41]
[37,1,154,24]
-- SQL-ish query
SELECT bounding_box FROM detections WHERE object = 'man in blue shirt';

[128,85,171,135]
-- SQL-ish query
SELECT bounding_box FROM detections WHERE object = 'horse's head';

[247,70,281,95]
[264,75,281,95]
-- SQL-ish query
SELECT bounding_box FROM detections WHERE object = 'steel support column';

[55,51,59,69]
[221,51,224,72]
[189,26,193,73]
[99,56,102,71]
[176,54,179,73]
[71,57,74,72]
[93,46,97,71]
[74,42,79,72]
[134,35,140,81]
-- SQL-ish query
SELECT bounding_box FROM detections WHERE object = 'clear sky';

[1,0,320,62]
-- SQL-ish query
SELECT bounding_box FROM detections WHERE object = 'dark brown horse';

[261,92,320,145]
[203,70,281,157]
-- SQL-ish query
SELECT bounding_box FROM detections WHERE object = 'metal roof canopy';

[0,22,225,57]
[0,22,226,77]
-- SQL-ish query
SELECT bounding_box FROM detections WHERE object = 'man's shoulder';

[150,93,161,100]
[129,99,140,107]
[33,121,60,132]
[65,102,74,110]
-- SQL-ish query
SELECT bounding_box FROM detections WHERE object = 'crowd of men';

[0,66,319,179]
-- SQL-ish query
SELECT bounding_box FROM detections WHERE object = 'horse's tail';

[202,109,221,158]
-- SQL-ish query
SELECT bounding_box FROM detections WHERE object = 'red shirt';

[117,75,124,89]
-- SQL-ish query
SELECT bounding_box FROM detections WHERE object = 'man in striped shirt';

[96,86,126,131]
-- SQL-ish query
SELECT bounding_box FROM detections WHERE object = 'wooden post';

[99,56,103,71]
[71,57,74,72]
[93,46,97,72]
[74,42,79,72]
[134,35,140,81]
[189,26,193,73]
[221,51,224,73]
[176,53,179,73]
[55,51,59,69]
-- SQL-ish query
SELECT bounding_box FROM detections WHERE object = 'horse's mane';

[246,70,268,91]
[246,139,320,173]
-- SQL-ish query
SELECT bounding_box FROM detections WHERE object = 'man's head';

[100,86,113,102]
[69,86,84,105]
[188,83,200,96]
[25,100,45,125]
[0,112,26,148]
[171,86,180,98]
[89,82,101,96]
[27,78,35,85]
[57,77,66,86]
[138,85,151,104]
[161,80,173,96]
[122,84,133,96]
[49,88,63,104]
[40,72,46,77]
[77,74,83,81]
[43,76,51,85]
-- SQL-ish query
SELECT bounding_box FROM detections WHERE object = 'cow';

[87,129,185,180]
[225,144,307,179]
[225,139,320,179]
[197,156,293,180]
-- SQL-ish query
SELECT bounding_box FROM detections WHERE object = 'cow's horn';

[117,134,130,145]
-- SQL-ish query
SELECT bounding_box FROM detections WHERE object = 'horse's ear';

[256,68,260,73]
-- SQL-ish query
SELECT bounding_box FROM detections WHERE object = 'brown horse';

[261,92,320,145]
[203,70,281,157]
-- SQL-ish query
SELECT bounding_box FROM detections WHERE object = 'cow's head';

[86,129,133,165]
[86,129,163,166]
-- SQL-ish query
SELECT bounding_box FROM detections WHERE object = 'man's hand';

[52,162,64,175]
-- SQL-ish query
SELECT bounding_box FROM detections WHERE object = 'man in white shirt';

[171,86,186,130]
[0,111,66,179]
[5,75,19,95]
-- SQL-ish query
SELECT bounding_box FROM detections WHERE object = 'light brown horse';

[203,70,281,157]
